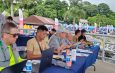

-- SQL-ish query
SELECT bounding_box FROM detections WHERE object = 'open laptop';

[39,48,54,73]
[1,60,27,73]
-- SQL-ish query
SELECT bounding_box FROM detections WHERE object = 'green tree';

[83,1,91,6]
[88,14,115,26]
[0,1,5,13]
[69,0,82,7]
[64,6,86,24]
[83,4,98,17]
[98,3,110,15]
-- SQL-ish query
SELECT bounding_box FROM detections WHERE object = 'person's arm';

[27,40,41,60]
[27,51,41,60]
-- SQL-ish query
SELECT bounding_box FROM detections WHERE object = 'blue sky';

[61,0,115,11]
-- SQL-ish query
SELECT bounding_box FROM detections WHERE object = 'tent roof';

[24,15,55,25]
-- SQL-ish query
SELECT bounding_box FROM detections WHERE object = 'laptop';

[1,60,27,73]
[39,48,54,73]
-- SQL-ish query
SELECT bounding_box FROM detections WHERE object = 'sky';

[61,0,115,12]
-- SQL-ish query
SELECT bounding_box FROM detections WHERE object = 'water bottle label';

[26,66,32,71]
[26,60,32,72]
[66,56,70,62]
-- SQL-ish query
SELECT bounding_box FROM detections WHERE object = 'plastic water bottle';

[93,40,97,46]
[76,42,79,50]
[26,60,32,73]
[71,49,76,62]
[65,55,72,69]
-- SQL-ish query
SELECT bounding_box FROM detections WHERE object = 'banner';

[54,18,59,30]
[19,9,23,34]
[94,23,97,33]
[79,22,82,30]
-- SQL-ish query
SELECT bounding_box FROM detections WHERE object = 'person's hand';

[78,44,85,49]
[66,45,71,48]
[70,44,76,48]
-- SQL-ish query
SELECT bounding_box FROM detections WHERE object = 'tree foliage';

[98,3,110,15]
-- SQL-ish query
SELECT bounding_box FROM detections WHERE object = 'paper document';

[76,53,89,57]
[77,49,93,53]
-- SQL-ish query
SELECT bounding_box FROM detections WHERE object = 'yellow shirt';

[27,37,49,55]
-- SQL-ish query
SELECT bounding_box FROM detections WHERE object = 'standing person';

[27,25,49,60]
[0,22,22,71]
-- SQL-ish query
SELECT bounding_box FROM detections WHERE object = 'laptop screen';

[39,48,54,73]
[1,60,27,73]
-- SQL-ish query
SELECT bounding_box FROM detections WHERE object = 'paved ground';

[86,60,115,73]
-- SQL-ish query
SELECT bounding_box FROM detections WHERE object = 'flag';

[54,18,59,30]
[19,9,23,34]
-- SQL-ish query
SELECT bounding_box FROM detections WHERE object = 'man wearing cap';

[49,29,71,54]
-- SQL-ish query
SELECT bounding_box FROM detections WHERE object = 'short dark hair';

[51,28,56,32]
[6,16,13,21]
[81,29,86,33]
[75,29,80,35]
[37,25,48,31]
[2,22,18,34]
[78,35,86,42]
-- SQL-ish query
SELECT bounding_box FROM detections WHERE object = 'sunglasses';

[6,33,20,37]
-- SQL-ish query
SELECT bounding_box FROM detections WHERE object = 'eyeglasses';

[6,33,19,37]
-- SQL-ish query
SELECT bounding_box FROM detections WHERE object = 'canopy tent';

[24,15,55,25]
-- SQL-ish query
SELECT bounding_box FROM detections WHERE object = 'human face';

[67,34,73,41]
[5,28,19,45]
[60,32,66,39]
[82,32,86,36]
[76,32,81,37]
[37,30,47,41]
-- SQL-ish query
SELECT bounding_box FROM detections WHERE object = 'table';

[42,46,100,73]
[84,46,100,69]
[42,57,86,73]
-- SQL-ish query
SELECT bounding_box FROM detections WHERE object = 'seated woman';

[78,35,86,49]
[81,29,93,46]
[73,29,81,43]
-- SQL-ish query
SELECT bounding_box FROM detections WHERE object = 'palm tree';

[64,6,86,24]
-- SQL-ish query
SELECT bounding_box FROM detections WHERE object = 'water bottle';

[26,60,32,73]
[71,49,76,62]
[93,40,97,46]
[65,55,72,69]
[76,42,80,50]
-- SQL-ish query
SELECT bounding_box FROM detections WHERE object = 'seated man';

[27,25,49,60]
[66,33,76,48]
[0,22,23,71]
[49,29,71,54]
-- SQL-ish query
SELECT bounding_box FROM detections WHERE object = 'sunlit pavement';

[86,60,115,73]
